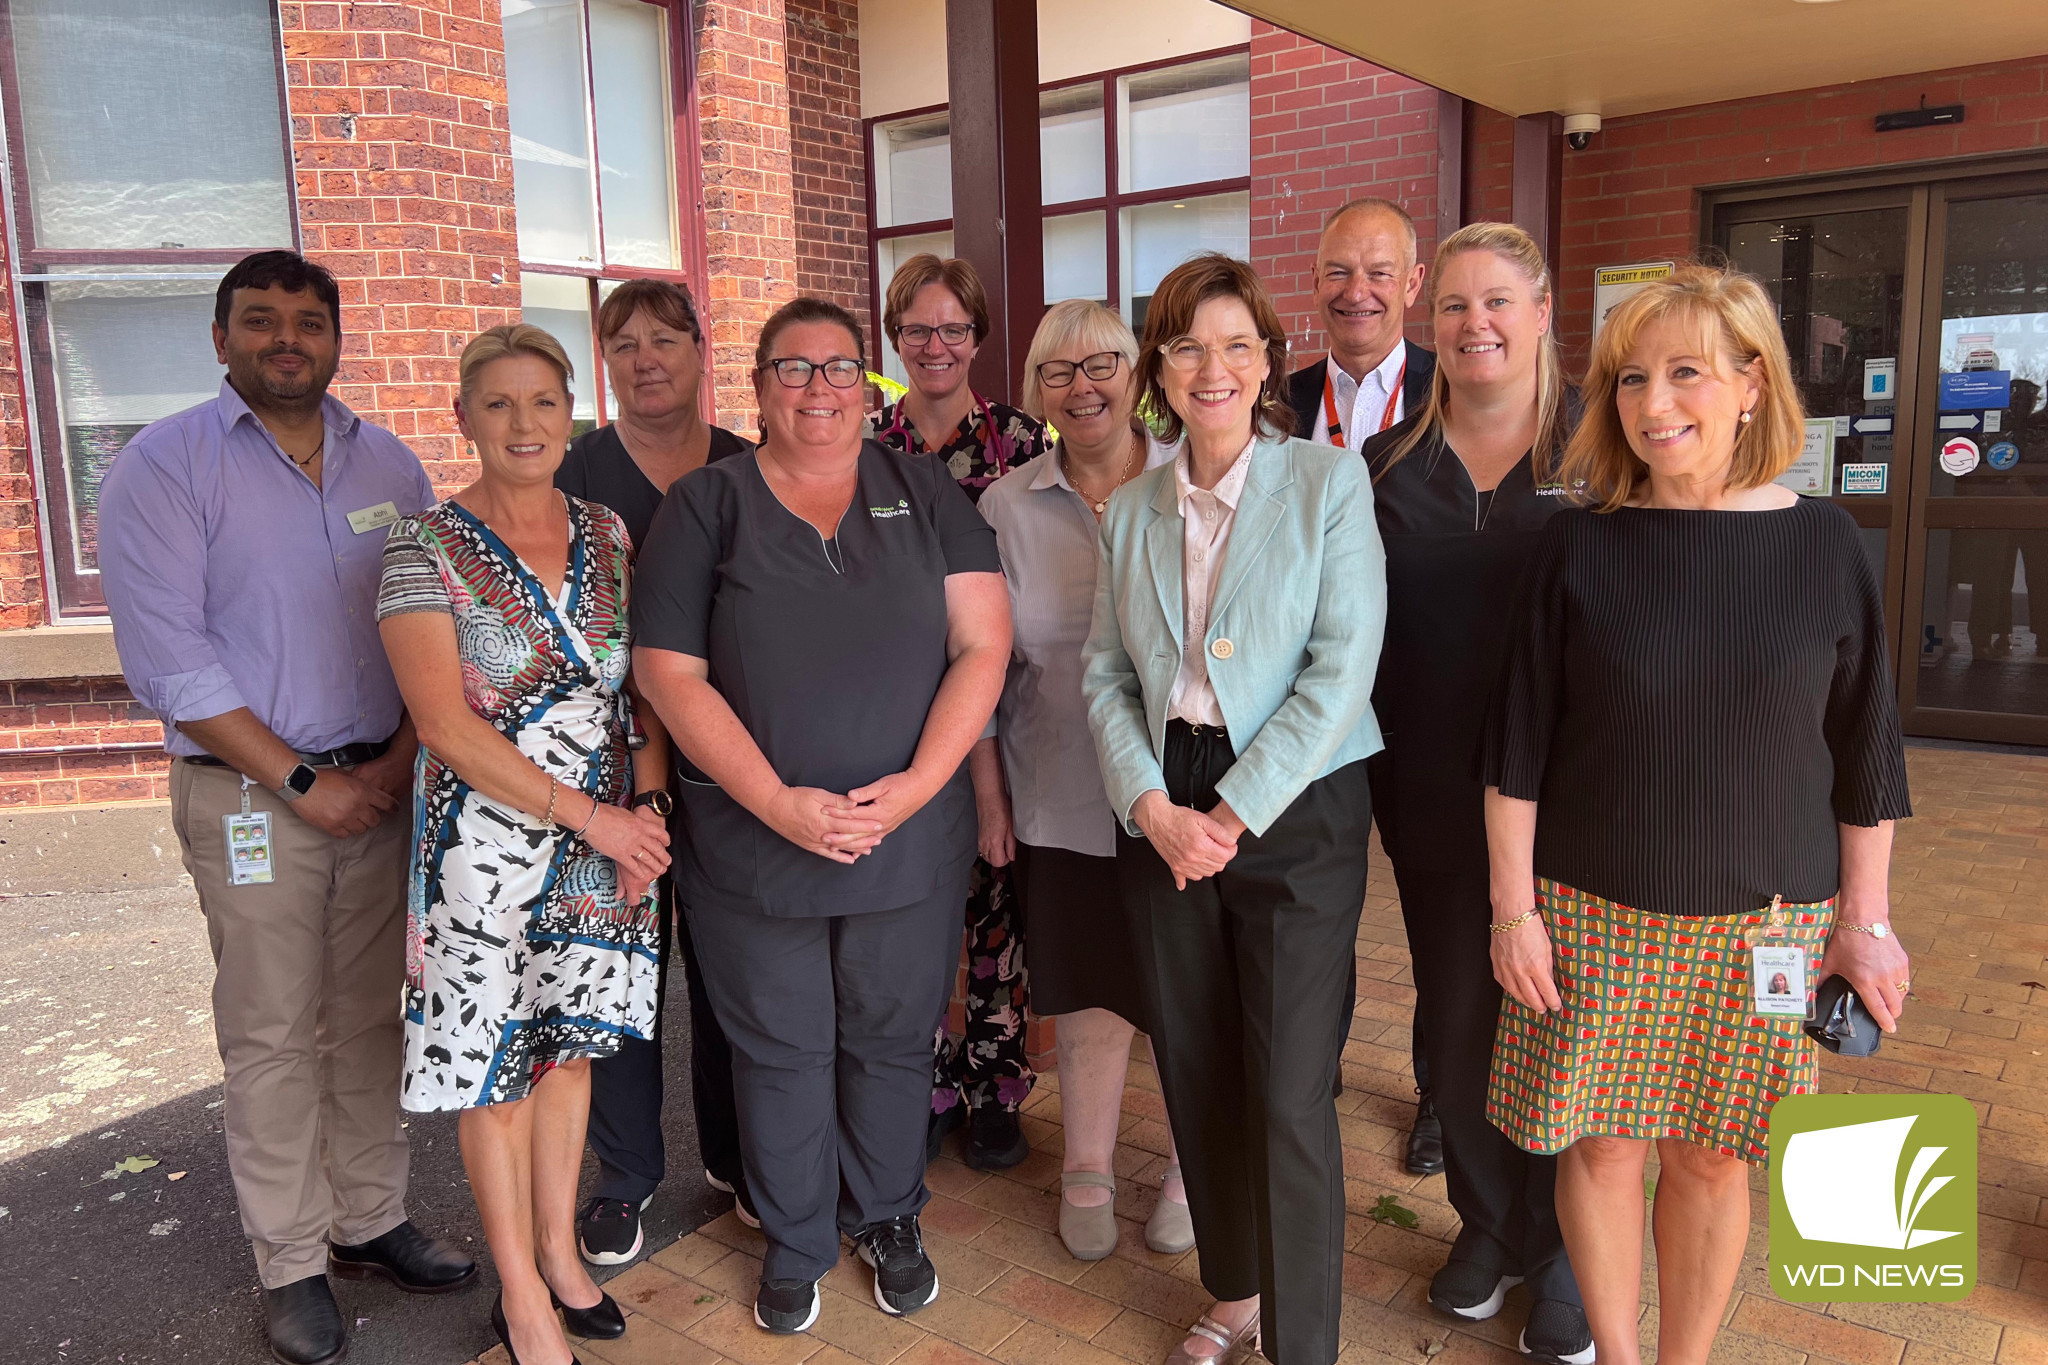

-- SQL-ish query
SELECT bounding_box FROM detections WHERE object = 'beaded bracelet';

[1489,909,1541,935]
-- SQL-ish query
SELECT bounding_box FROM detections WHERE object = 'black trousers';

[1369,755,1578,1304]
[587,885,744,1203]
[1120,723,1372,1365]
[689,886,962,1281]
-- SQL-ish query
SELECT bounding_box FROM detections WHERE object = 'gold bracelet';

[1490,909,1541,935]
[542,781,559,828]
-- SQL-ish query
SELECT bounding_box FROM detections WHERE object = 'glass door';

[1717,191,1923,663]
[1902,173,2048,743]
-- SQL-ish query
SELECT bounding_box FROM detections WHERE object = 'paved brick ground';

[467,744,2048,1365]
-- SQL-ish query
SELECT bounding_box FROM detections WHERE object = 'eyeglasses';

[763,357,865,389]
[1036,352,1123,389]
[1161,335,1267,372]
[897,322,974,348]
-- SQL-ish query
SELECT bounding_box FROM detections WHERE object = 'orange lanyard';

[1322,357,1406,447]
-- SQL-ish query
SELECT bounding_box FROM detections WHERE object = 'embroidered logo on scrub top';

[869,498,911,519]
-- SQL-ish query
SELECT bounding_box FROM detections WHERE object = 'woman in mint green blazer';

[1080,253,1386,1365]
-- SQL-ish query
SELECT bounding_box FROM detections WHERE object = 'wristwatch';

[277,763,319,802]
[1834,921,1891,939]
[631,790,674,818]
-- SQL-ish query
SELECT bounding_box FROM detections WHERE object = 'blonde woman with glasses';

[977,299,1194,1264]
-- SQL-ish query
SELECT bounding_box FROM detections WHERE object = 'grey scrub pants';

[689,884,964,1281]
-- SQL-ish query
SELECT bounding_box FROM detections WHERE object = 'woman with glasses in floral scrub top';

[867,253,1051,1171]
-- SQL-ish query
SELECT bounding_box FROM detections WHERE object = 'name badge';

[223,810,275,885]
[347,501,401,535]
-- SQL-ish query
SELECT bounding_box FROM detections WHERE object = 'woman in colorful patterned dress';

[1481,265,1913,1365]
[866,253,1051,1169]
[378,324,673,1365]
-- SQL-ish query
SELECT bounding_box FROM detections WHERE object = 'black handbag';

[1806,974,1882,1057]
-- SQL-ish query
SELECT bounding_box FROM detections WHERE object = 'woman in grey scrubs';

[631,297,1012,1338]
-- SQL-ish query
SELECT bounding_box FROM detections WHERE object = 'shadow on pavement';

[2,972,724,1365]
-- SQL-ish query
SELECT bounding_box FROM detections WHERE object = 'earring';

[467,440,478,456]
[1739,410,1753,424]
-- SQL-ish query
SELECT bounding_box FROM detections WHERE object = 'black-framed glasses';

[1162,335,1266,372]
[763,357,865,389]
[897,322,974,348]
[1036,352,1123,389]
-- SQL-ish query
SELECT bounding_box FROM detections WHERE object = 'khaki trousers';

[171,758,411,1288]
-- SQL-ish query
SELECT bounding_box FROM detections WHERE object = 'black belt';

[183,739,391,769]
[1168,719,1229,740]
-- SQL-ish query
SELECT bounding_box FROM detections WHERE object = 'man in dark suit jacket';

[1288,197,1446,1180]
[1288,197,1436,447]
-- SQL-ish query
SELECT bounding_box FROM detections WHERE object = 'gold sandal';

[1165,1309,1260,1365]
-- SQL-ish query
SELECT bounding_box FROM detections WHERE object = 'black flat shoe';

[551,1287,627,1340]
[1405,1092,1446,1176]
[493,1293,586,1365]
[964,1104,1029,1171]
[265,1275,346,1365]
[330,1220,478,1293]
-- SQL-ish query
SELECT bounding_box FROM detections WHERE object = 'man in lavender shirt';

[99,251,474,1365]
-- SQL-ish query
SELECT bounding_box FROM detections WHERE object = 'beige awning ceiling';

[1226,0,2048,118]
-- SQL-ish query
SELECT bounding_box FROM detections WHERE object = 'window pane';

[876,231,954,388]
[1918,528,2048,717]
[40,277,224,575]
[7,0,290,251]
[520,274,599,429]
[874,115,952,229]
[1045,212,1106,305]
[1041,84,1104,206]
[507,0,599,264]
[1120,193,1249,330]
[1120,54,1251,195]
[590,0,677,269]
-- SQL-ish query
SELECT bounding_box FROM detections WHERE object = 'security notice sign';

[1593,263,1675,338]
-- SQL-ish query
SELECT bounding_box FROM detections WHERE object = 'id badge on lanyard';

[1745,894,1811,1019]
[223,775,275,886]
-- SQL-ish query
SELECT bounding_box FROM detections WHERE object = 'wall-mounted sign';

[1939,370,2012,410]
[1593,262,1674,338]
[1862,358,1897,401]
[1777,418,1835,496]
[1840,463,1889,495]
[1940,436,1980,477]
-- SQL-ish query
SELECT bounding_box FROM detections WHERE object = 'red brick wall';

[0,680,168,808]
[0,210,43,631]
[1554,56,2048,367]
[697,0,799,439]
[280,0,523,492]
[1248,21,1440,367]
[784,0,870,342]
[1467,105,1517,224]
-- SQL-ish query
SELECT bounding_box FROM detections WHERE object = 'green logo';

[1768,1093,1976,1302]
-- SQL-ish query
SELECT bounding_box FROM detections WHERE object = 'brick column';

[696,0,799,439]
[785,0,870,342]
[279,0,522,490]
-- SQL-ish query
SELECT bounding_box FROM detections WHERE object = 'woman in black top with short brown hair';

[554,278,756,1268]
[1360,222,1585,1364]
[1482,263,1912,1365]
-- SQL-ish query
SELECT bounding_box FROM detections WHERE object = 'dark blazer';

[1288,339,1438,442]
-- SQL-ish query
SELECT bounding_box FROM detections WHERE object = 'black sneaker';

[926,1101,966,1162]
[964,1104,1028,1171]
[853,1215,940,1316]
[755,1277,821,1334]
[1428,1259,1522,1321]
[735,1174,761,1229]
[577,1195,650,1266]
[1520,1299,1594,1365]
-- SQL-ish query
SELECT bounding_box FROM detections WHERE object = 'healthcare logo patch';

[1769,1093,1976,1302]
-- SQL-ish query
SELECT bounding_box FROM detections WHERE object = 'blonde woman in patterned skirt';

[1480,264,1914,1365]
[379,324,672,1365]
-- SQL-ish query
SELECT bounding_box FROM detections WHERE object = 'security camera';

[1564,113,1601,151]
